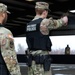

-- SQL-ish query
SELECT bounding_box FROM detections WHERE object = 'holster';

[27,54,32,67]
[33,55,52,71]
[43,55,51,71]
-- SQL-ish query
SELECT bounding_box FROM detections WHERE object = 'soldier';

[26,2,68,75]
[0,3,21,75]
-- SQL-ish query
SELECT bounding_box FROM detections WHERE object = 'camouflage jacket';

[33,15,65,35]
[0,26,21,75]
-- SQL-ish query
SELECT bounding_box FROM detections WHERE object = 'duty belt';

[29,50,49,55]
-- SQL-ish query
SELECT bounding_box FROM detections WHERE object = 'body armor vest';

[0,24,6,64]
[26,18,52,51]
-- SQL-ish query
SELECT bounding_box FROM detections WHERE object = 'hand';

[61,16,68,25]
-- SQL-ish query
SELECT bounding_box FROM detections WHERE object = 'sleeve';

[41,17,65,30]
[2,32,17,66]
[1,30,21,75]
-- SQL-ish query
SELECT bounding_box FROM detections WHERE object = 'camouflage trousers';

[28,61,52,75]
[28,50,52,75]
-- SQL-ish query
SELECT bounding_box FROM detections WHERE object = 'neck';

[0,19,3,24]
[0,21,2,24]
[36,14,46,19]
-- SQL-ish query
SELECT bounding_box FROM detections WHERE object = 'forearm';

[40,17,67,31]
[47,18,65,30]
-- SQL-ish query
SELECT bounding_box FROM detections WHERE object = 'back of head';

[35,2,50,10]
[35,2,50,15]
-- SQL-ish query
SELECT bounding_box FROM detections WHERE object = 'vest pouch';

[33,55,40,64]
[33,55,46,64]
[39,55,45,64]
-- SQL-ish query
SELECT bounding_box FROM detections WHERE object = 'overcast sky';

[14,35,75,54]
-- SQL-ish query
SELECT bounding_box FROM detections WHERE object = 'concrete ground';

[19,63,75,75]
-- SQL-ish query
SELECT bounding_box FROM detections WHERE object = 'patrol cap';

[0,3,10,14]
[35,2,51,11]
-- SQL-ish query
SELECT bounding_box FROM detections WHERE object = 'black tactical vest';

[26,18,52,51]
[0,24,6,64]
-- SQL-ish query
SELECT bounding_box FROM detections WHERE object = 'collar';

[33,15,42,20]
[0,24,4,27]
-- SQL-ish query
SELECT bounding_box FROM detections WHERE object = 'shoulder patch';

[8,34,13,39]
[41,18,50,26]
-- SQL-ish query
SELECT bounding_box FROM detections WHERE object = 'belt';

[30,50,49,55]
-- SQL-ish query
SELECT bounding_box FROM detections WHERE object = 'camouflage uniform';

[28,16,65,75]
[0,27,21,75]
[27,2,65,75]
[0,3,21,75]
